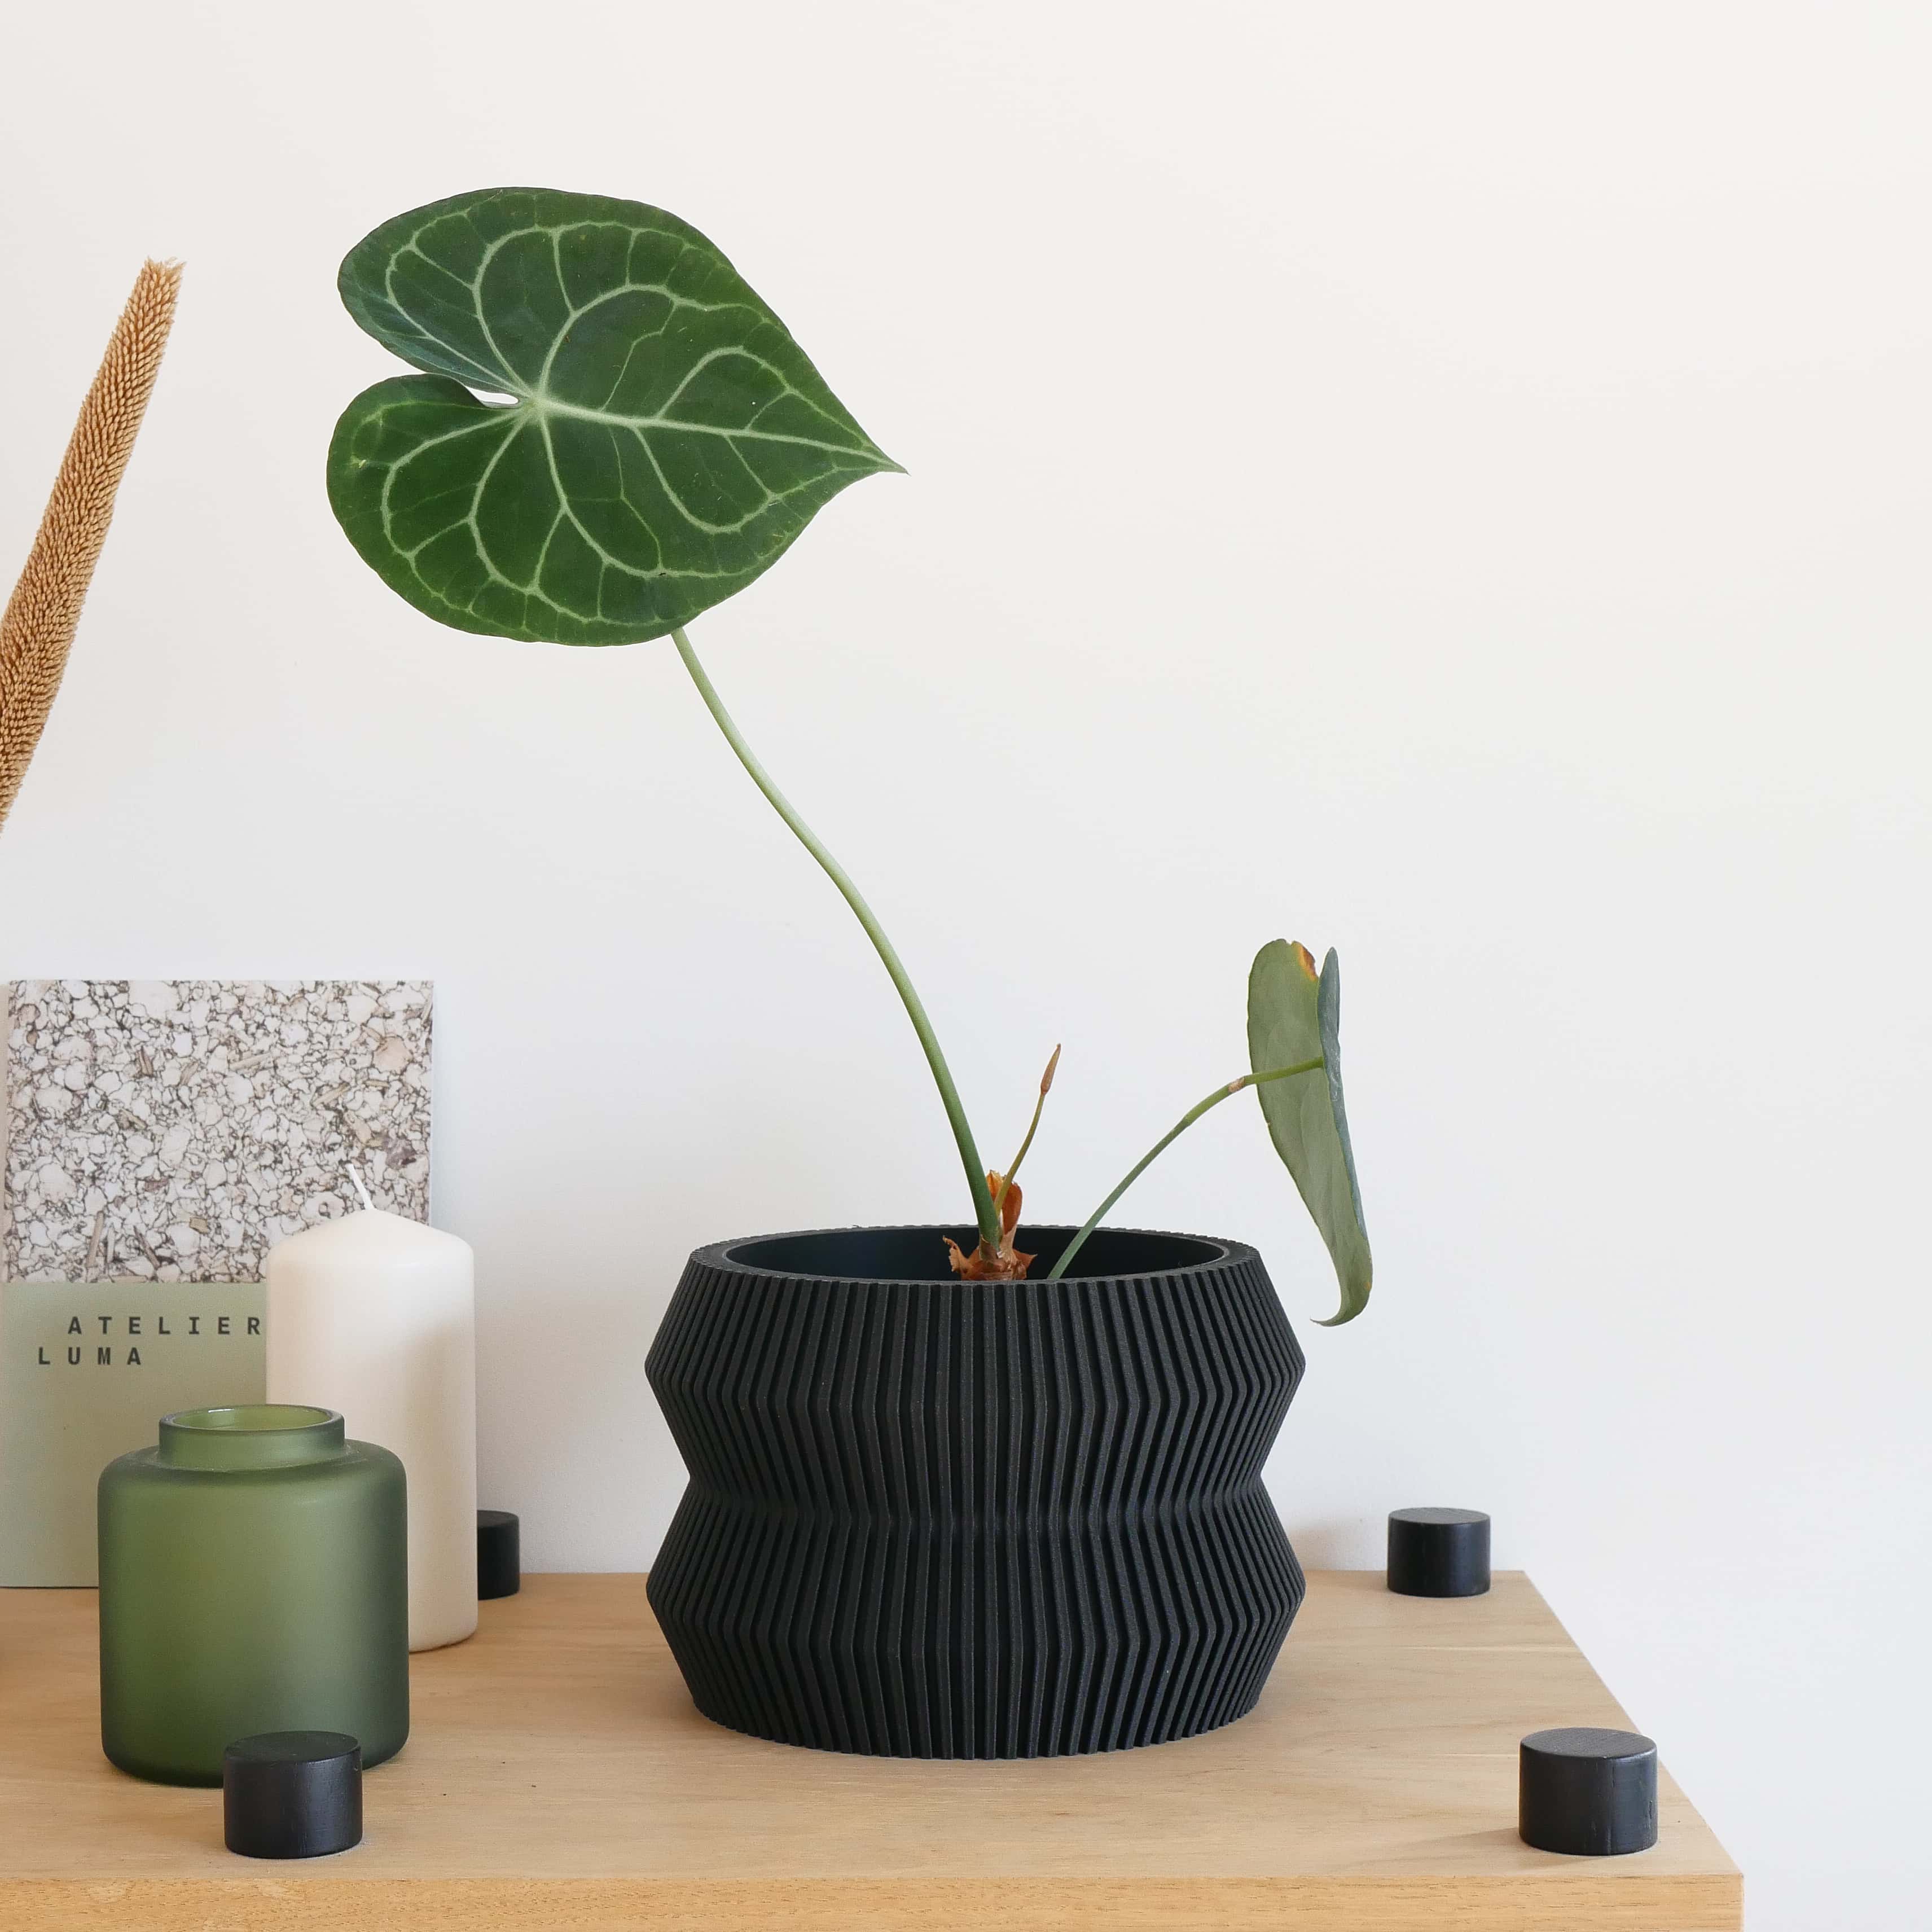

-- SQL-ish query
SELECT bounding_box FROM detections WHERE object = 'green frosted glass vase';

[98,1404,409,1786]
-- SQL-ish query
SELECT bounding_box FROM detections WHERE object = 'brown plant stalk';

[0,258,182,835]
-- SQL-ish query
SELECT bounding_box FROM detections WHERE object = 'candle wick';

[346,1168,375,1214]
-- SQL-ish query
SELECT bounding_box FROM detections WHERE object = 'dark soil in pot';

[645,1224,1306,1758]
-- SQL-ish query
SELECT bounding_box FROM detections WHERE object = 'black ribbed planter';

[646,1224,1306,1758]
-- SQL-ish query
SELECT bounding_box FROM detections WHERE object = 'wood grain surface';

[0,1570,1740,1929]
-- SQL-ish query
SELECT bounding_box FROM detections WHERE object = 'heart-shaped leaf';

[327,187,899,644]
[1247,939,1373,1324]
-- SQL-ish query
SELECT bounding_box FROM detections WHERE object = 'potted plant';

[327,187,1374,1758]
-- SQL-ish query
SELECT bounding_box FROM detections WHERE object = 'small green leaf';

[1247,940,1373,1324]
[327,187,900,645]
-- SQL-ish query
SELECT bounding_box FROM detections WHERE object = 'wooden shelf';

[0,1570,1738,1930]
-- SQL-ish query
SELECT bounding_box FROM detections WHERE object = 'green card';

[0,1281,265,1585]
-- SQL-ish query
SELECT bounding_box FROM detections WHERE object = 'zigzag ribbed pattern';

[646,1227,1305,1758]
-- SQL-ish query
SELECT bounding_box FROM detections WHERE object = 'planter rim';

[695,1223,1253,1288]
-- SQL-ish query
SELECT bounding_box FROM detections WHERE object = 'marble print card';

[3,980,432,1282]
[0,980,432,1584]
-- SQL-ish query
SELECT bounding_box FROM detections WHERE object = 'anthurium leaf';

[1247,939,1373,1324]
[327,187,900,645]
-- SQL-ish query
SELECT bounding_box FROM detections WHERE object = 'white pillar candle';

[266,1208,477,1651]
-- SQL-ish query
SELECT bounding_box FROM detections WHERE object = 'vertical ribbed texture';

[647,1229,1305,1758]
[1,260,182,835]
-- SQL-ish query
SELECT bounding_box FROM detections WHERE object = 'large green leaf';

[1247,940,1373,1325]
[327,187,899,644]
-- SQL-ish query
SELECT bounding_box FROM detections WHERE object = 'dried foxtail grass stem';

[0,258,182,835]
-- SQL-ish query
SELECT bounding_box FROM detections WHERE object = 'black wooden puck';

[478,1509,521,1600]
[223,1731,362,1859]
[1387,1507,1491,1596]
[1520,1727,1658,1855]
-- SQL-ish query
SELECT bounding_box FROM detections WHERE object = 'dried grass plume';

[0,258,182,835]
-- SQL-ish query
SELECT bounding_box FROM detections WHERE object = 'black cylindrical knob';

[478,1509,521,1600]
[223,1731,362,1859]
[1520,1727,1658,1856]
[1387,1507,1491,1596]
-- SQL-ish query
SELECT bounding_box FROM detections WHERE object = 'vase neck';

[157,1405,346,1470]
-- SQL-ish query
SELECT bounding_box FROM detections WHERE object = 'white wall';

[3,3,1926,1921]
